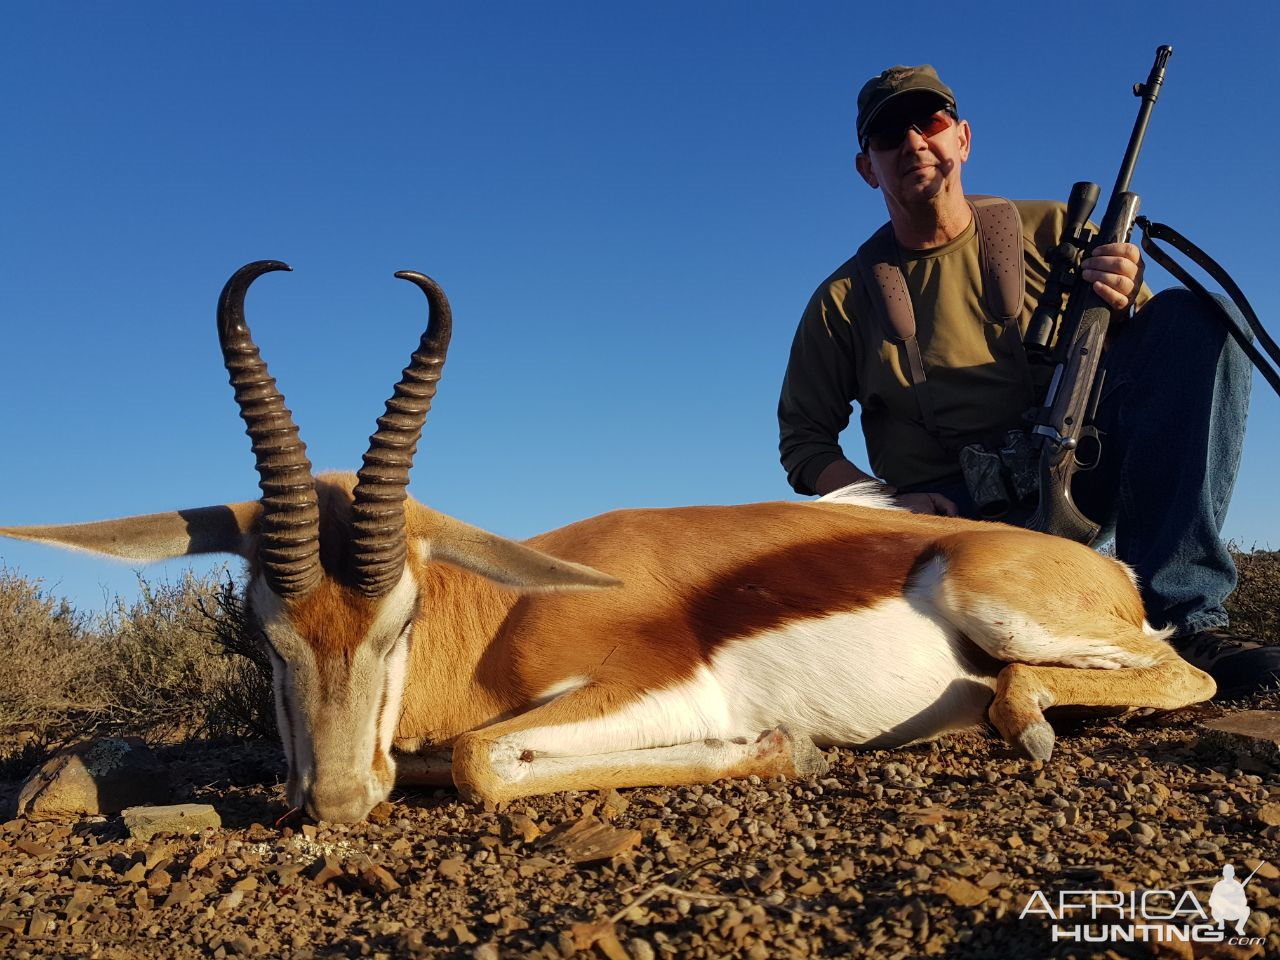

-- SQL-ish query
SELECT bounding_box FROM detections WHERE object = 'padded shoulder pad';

[968,196,1025,322]
[853,223,916,342]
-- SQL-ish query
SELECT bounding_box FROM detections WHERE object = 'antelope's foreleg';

[450,684,826,804]
[392,746,455,788]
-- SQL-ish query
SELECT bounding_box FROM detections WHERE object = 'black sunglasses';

[863,108,957,152]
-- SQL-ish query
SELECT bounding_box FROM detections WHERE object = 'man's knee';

[1140,287,1250,343]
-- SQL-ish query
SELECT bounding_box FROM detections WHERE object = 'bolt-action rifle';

[1020,46,1173,542]
[958,46,1280,540]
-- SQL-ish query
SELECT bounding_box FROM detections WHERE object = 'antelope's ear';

[0,502,261,562]
[411,513,621,592]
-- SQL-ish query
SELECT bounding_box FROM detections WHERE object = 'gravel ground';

[2,699,1280,960]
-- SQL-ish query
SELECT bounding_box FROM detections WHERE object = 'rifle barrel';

[1111,45,1173,197]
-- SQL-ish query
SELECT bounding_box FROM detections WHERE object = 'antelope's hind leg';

[988,658,1216,760]
[924,533,1217,760]
[450,684,827,805]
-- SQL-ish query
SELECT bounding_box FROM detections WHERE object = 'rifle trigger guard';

[1073,427,1102,471]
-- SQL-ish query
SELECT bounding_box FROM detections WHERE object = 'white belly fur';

[709,597,997,748]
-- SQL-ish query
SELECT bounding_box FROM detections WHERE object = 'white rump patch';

[816,481,903,511]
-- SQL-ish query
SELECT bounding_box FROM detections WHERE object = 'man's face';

[856,96,970,209]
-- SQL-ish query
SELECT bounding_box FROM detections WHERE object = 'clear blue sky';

[2,2,1276,613]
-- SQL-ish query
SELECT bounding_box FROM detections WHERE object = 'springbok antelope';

[1,261,1215,823]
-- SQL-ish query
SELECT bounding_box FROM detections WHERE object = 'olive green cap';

[856,65,956,147]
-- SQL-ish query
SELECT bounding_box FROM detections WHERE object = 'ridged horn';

[350,272,452,597]
[217,260,322,598]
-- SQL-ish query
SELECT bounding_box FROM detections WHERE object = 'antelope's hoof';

[1013,721,1056,761]
[757,725,829,778]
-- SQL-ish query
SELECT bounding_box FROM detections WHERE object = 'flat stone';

[1244,858,1280,880]
[359,864,401,894]
[15,839,56,858]
[308,854,344,887]
[17,738,171,822]
[1200,711,1280,764]
[937,877,989,907]
[437,858,466,881]
[538,816,642,863]
[69,859,94,881]
[121,804,221,841]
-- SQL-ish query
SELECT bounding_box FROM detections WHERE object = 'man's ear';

[855,152,879,189]
[957,119,972,162]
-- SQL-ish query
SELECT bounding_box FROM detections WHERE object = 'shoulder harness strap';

[852,196,1025,448]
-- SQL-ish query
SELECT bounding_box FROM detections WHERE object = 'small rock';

[308,855,344,887]
[121,804,221,841]
[17,738,171,822]
[64,887,94,919]
[438,858,466,880]
[121,861,147,883]
[502,814,541,844]
[1256,803,1280,828]
[360,864,401,894]
[538,816,641,863]
[599,789,630,821]
[0,916,25,936]
[69,859,94,881]
[937,878,989,907]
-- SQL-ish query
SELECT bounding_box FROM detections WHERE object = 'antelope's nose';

[304,784,376,825]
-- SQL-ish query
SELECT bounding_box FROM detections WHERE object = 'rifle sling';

[1136,218,1280,397]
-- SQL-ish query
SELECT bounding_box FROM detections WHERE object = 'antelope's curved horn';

[217,260,322,598]
[351,272,452,597]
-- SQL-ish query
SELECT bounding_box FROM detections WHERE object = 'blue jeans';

[903,289,1253,635]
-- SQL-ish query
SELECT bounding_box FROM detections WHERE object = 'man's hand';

[892,491,959,516]
[1081,241,1144,313]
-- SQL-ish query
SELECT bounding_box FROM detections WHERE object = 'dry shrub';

[0,567,275,774]
[94,571,275,741]
[0,566,100,744]
[199,577,276,741]
[1226,547,1280,644]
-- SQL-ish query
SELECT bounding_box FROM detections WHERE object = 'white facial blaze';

[249,567,419,821]
[380,635,410,759]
